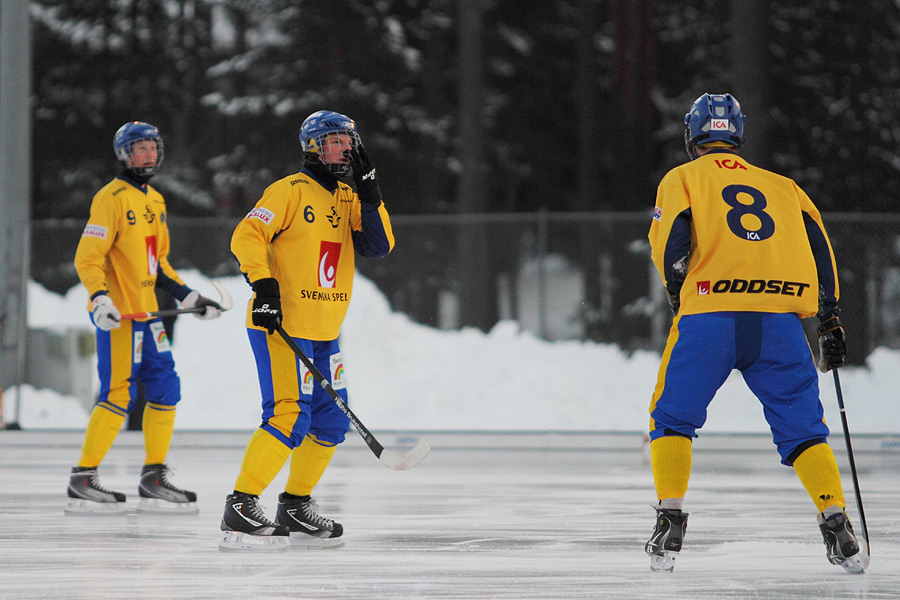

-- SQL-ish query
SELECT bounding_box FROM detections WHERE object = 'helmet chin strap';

[323,160,350,177]
[304,160,340,186]
[121,167,153,185]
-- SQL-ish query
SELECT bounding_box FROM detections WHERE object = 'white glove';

[91,295,121,331]
[182,290,222,320]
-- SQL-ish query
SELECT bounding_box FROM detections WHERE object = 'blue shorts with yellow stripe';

[248,329,351,449]
[649,311,829,465]
[94,317,181,416]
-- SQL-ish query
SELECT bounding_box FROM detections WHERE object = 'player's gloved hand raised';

[182,290,223,320]
[91,294,121,331]
[816,313,846,372]
[349,141,382,205]
[251,277,282,335]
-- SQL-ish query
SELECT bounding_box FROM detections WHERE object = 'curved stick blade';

[378,437,432,470]
[211,279,233,311]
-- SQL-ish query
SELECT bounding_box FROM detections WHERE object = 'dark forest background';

[30,0,900,220]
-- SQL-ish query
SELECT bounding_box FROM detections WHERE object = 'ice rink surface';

[1,430,898,600]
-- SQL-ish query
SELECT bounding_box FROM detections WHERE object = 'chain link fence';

[33,212,900,365]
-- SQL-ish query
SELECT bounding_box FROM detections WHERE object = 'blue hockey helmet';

[683,93,746,160]
[299,110,360,176]
[113,121,164,177]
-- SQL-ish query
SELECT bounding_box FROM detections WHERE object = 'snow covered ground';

[6,270,900,437]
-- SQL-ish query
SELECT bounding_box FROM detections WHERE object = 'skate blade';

[218,530,290,552]
[65,498,128,516]
[136,498,199,515]
[649,551,678,572]
[837,553,866,574]
[288,531,345,549]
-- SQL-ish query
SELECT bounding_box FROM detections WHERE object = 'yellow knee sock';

[78,405,126,467]
[234,428,292,496]
[651,435,692,502]
[285,434,337,497]
[793,443,846,513]
[142,403,176,465]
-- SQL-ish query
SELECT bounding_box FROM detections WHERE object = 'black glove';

[251,278,282,335]
[349,142,382,204]
[816,313,846,372]
[665,288,681,316]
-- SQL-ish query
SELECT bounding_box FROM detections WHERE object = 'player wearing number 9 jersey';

[643,94,862,574]
[67,122,222,516]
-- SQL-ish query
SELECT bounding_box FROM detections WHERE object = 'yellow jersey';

[231,168,394,340]
[74,175,188,317]
[649,150,839,318]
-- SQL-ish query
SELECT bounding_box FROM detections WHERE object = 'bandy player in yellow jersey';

[219,110,394,551]
[644,94,863,573]
[68,122,223,515]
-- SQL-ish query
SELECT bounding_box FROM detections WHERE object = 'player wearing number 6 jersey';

[219,110,394,551]
[644,93,862,573]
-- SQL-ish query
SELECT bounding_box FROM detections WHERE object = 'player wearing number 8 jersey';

[644,93,862,573]
[652,155,828,317]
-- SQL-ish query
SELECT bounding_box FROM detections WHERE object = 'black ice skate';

[818,510,866,574]
[276,492,344,547]
[65,467,127,515]
[645,507,688,572]
[137,463,199,515]
[219,492,290,552]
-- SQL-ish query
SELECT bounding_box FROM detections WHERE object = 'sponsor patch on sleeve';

[653,206,662,222]
[82,224,108,239]
[246,207,275,225]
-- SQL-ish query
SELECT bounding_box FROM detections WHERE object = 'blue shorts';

[248,329,350,448]
[649,311,829,464]
[94,317,181,415]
